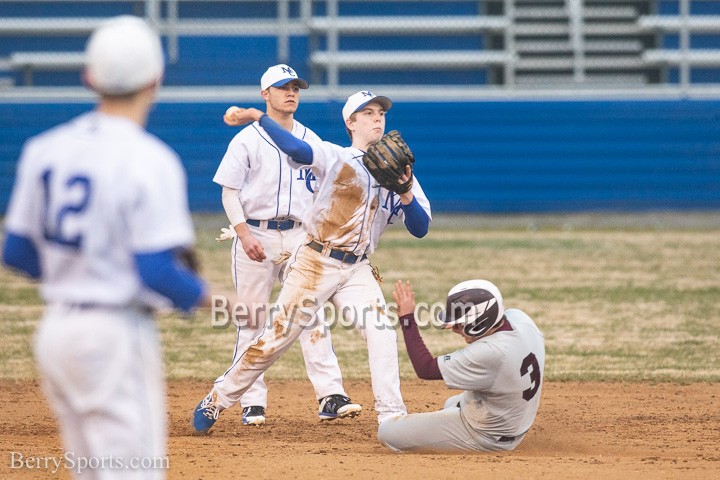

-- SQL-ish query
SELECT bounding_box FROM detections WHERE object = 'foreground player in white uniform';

[212,64,359,426]
[378,279,545,452]
[2,16,215,479]
[193,91,432,432]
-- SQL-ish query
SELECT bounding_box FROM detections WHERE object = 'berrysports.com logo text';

[9,451,169,475]
[208,295,471,333]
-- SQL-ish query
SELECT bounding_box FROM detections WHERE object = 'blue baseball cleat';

[192,390,225,433]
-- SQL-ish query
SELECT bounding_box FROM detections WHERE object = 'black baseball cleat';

[318,394,362,421]
[242,405,266,426]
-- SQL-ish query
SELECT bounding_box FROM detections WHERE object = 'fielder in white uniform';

[378,279,545,452]
[2,17,215,479]
[211,64,359,426]
[193,91,432,432]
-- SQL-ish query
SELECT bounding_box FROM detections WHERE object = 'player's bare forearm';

[234,223,266,262]
[223,106,264,127]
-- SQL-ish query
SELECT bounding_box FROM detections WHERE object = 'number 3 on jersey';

[41,169,92,249]
[520,352,541,401]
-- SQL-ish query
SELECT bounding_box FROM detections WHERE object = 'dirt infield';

[2,380,719,479]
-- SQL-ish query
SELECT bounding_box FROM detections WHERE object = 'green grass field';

[2,214,719,383]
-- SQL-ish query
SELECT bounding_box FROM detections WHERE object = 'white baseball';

[224,106,240,125]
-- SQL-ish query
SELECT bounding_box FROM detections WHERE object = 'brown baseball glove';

[362,130,415,194]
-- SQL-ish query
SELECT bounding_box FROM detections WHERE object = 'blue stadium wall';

[1,99,719,214]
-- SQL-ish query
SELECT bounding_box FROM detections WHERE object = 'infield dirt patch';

[2,380,719,479]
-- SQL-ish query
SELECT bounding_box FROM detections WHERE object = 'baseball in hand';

[223,106,241,126]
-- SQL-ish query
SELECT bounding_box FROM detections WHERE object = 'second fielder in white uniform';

[212,64,358,425]
[193,91,432,432]
[378,279,545,452]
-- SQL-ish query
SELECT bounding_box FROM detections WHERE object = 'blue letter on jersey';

[296,168,317,193]
[382,191,403,225]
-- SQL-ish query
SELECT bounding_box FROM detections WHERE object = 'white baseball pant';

[34,305,166,479]
[377,393,524,452]
[214,242,407,423]
[215,226,346,407]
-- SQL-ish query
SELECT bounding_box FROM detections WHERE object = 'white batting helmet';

[438,279,505,338]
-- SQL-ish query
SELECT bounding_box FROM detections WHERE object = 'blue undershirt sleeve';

[259,114,314,165]
[2,232,41,279]
[401,196,430,238]
[134,249,205,313]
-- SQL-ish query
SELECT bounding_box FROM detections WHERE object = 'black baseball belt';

[306,239,367,264]
[246,219,300,231]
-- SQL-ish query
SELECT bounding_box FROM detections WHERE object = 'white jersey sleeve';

[4,140,44,238]
[213,130,251,190]
[301,141,347,178]
[124,142,195,253]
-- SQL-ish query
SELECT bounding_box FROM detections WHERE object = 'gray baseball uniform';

[378,308,545,452]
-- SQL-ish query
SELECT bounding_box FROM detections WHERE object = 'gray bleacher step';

[0,17,102,34]
[513,23,570,36]
[514,6,568,20]
[583,23,644,36]
[307,16,508,34]
[10,51,86,71]
[161,19,306,36]
[516,55,648,71]
[585,40,644,54]
[583,6,638,20]
[311,50,509,69]
[637,15,720,33]
[643,50,720,67]
[517,39,644,55]
[9,51,85,86]
[515,72,648,86]
[515,40,572,54]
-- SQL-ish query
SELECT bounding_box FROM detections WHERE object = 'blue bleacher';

[2,1,720,214]
[0,1,498,87]
[334,1,481,16]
